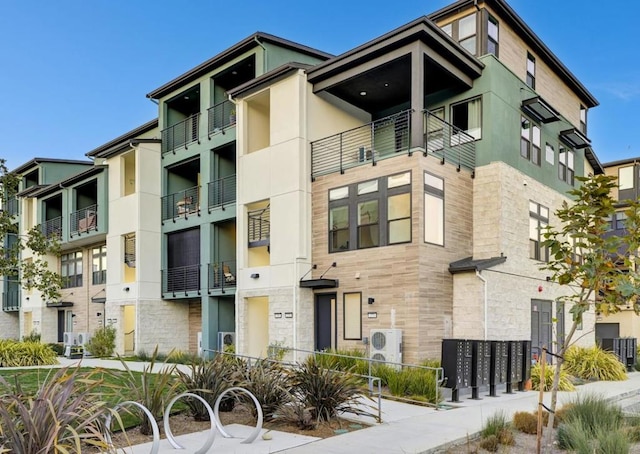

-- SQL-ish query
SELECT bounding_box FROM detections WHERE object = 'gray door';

[556,302,565,352]
[315,294,335,351]
[595,323,620,344]
[531,299,552,363]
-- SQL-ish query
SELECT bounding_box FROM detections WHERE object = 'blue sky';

[1,1,638,172]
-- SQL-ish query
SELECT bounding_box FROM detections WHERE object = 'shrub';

[481,411,510,438]
[239,360,291,420]
[563,345,627,381]
[85,326,116,357]
[479,434,499,452]
[314,348,369,375]
[530,362,575,391]
[560,393,623,434]
[384,367,441,404]
[595,427,629,454]
[0,339,57,367]
[513,411,537,434]
[22,331,41,343]
[557,418,594,452]
[47,342,64,356]
[165,349,202,365]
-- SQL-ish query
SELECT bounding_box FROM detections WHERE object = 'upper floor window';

[487,15,499,56]
[580,105,587,134]
[526,53,536,89]
[424,172,444,246]
[529,202,549,262]
[520,117,541,165]
[440,13,477,55]
[619,166,634,191]
[558,147,575,185]
[451,97,482,141]
[92,245,107,285]
[61,251,83,288]
[545,143,555,165]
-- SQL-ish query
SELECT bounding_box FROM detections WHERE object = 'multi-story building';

[1,0,608,363]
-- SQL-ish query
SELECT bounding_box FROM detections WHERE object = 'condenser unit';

[63,332,77,346]
[217,331,235,351]
[77,332,91,347]
[369,329,402,369]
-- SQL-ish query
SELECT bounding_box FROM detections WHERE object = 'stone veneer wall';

[136,299,189,354]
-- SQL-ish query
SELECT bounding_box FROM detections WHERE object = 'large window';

[580,105,587,134]
[451,97,482,141]
[440,13,477,55]
[343,293,362,340]
[328,172,411,252]
[61,251,83,288]
[520,117,541,165]
[487,14,499,56]
[529,202,549,262]
[558,147,575,185]
[92,245,107,285]
[618,166,634,191]
[526,53,536,88]
[424,172,444,246]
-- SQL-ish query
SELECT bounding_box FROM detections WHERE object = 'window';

[580,105,587,134]
[614,211,627,231]
[618,166,634,190]
[439,13,477,55]
[529,202,549,262]
[487,15,499,56]
[558,147,575,185]
[520,117,540,165]
[343,293,362,340]
[61,251,83,288]
[124,234,136,267]
[451,97,482,141]
[424,172,444,246]
[92,245,107,285]
[328,172,411,252]
[545,143,555,165]
[526,53,536,88]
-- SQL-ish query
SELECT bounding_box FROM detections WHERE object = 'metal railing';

[2,290,20,311]
[41,216,62,239]
[424,110,476,174]
[92,270,107,285]
[248,205,270,247]
[207,260,237,293]
[207,100,236,137]
[161,186,200,222]
[162,265,201,295]
[310,110,412,180]
[70,204,98,236]
[161,113,200,155]
[6,196,19,217]
[208,174,236,211]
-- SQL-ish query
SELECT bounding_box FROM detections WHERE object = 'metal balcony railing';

[161,186,200,222]
[2,290,20,312]
[207,260,237,293]
[6,196,19,217]
[207,100,236,138]
[208,175,236,211]
[424,110,476,174]
[310,110,412,180]
[161,113,200,155]
[41,216,62,239]
[70,204,98,236]
[163,265,201,296]
[248,205,270,247]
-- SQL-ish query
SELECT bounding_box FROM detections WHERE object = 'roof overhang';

[560,128,590,149]
[299,278,339,289]
[228,63,313,99]
[521,96,560,123]
[86,119,158,158]
[30,166,107,199]
[584,147,604,175]
[449,256,507,274]
[46,301,74,308]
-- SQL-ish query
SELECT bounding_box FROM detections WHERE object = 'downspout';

[254,36,267,73]
[476,270,488,340]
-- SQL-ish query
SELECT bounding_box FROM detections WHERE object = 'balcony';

[70,204,98,237]
[207,260,237,294]
[248,205,270,247]
[162,186,200,222]
[208,175,236,211]
[41,216,62,239]
[162,265,201,296]
[6,196,19,217]
[2,290,19,312]
[207,100,236,138]
[424,110,476,175]
[161,113,200,155]
[310,110,411,180]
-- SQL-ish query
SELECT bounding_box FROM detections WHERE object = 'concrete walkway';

[7,358,640,453]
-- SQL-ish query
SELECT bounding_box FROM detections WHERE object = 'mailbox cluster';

[600,337,637,371]
[441,339,532,402]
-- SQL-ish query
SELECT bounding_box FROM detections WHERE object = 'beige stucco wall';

[598,310,640,339]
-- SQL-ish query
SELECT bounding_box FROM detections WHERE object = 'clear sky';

[1,1,638,172]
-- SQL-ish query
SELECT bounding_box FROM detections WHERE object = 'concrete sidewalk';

[9,358,640,453]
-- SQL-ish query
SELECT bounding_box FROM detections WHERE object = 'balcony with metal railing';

[2,290,19,312]
[161,186,200,222]
[70,204,98,237]
[208,175,236,212]
[310,110,411,180]
[6,196,19,217]
[207,100,236,138]
[424,110,476,175]
[41,216,62,239]
[161,113,200,155]
[162,265,201,297]
[207,260,237,294]
[248,206,270,247]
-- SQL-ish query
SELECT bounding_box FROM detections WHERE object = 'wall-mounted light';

[97,312,102,317]
[368,297,375,305]
[123,287,130,292]
[250,273,260,279]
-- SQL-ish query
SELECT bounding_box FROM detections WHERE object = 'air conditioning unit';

[217,331,235,351]
[77,332,91,347]
[358,146,373,162]
[197,331,203,357]
[370,329,402,370]
[63,332,77,346]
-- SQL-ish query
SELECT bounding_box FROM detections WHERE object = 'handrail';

[207,260,237,294]
[162,264,201,296]
[207,174,236,211]
[41,216,62,239]
[248,205,270,245]
[70,204,98,236]
[161,186,200,222]
[423,109,476,175]
[207,100,236,138]
[161,113,200,155]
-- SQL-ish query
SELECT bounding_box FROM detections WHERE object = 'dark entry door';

[531,299,552,362]
[315,294,335,351]
[57,310,65,343]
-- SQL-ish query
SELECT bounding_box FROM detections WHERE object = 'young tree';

[0,158,62,306]
[542,174,640,437]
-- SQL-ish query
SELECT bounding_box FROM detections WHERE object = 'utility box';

[441,339,472,402]
[489,341,508,396]
[519,340,532,390]
[470,340,491,399]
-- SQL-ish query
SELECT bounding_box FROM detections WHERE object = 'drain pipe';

[476,270,488,340]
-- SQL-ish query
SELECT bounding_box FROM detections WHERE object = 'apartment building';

[2,0,607,363]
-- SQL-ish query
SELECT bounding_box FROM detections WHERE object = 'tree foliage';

[0,158,62,303]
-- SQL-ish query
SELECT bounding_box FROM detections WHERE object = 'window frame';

[424,172,445,246]
[91,245,107,285]
[526,53,536,89]
[343,292,362,340]
[520,116,541,165]
[61,251,83,289]
[440,12,478,56]
[451,96,482,141]
[580,105,587,135]
[486,13,499,57]
[558,147,575,186]
[529,201,549,262]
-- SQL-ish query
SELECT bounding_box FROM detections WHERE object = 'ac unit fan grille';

[371,353,386,362]
[371,331,387,350]
[223,334,234,345]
